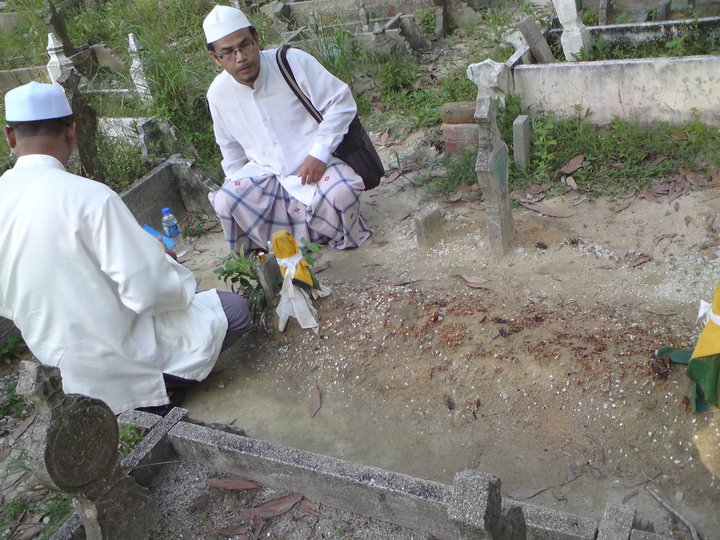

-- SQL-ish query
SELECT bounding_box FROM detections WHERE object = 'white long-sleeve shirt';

[207,47,357,179]
[0,155,228,413]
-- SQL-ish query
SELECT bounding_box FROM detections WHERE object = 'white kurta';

[0,155,228,413]
[207,47,357,179]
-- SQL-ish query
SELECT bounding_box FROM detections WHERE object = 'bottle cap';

[162,207,171,214]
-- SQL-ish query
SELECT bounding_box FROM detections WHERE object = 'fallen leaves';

[559,154,585,175]
[208,477,260,491]
[453,275,490,289]
[520,201,573,218]
[8,413,35,446]
[309,383,322,417]
[240,494,304,520]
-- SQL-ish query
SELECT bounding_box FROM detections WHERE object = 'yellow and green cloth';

[661,285,720,413]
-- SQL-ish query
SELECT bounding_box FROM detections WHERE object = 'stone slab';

[504,499,597,539]
[166,420,460,539]
[513,114,532,170]
[440,101,477,124]
[414,204,444,248]
[517,16,556,63]
[597,503,635,540]
[447,470,501,538]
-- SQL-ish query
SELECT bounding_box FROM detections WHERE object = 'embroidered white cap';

[5,81,72,122]
[203,5,252,44]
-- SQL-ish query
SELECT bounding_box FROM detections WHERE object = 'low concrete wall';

[289,0,435,25]
[0,66,49,93]
[120,156,216,231]
[513,54,720,126]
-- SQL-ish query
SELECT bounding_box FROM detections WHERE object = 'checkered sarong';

[209,160,371,252]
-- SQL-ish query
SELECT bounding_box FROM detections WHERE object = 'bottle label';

[164,224,180,238]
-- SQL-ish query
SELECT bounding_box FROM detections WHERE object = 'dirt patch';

[183,173,720,538]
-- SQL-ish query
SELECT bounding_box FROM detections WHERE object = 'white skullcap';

[5,81,72,122]
[203,5,252,44]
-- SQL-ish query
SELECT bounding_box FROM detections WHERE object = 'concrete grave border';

[45,408,668,539]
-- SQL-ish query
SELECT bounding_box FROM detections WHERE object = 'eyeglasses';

[212,38,257,60]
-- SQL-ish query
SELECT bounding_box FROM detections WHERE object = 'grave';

[18,361,667,539]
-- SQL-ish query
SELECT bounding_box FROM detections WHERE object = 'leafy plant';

[415,7,437,37]
[119,424,146,460]
[0,383,27,417]
[0,334,24,365]
[214,247,264,320]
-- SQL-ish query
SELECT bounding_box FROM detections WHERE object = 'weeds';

[418,148,479,198]
[0,383,26,418]
[0,335,24,365]
[119,424,146,460]
[214,247,264,320]
[505,108,720,198]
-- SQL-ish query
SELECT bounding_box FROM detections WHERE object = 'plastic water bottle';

[161,207,180,238]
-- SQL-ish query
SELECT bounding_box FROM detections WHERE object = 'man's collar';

[14,154,66,170]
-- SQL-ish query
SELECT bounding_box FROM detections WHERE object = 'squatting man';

[204,5,372,253]
[0,82,251,415]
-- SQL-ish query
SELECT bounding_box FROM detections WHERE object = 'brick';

[440,101,477,124]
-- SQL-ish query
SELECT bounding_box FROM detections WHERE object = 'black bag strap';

[276,45,323,124]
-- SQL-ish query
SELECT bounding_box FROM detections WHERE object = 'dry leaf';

[679,167,708,187]
[614,200,631,214]
[208,477,260,491]
[653,233,676,246]
[624,188,638,200]
[385,170,401,183]
[684,216,692,227]
[297,499,320,516]
[453,275,490,289]
[674,201,680,212]
[626,254,652,268]
[15,524,43,540]
[8,413,35,445]
[564,176,578,190]
[379,128,390,145]
[641,187,659,203]
[251,514,265,540]
[569,197,587,206]
[590,466,604,479]
[309,383,322,417]
[399,209,413,221]
[507,485,549,500]
[240,494,304,520]
[202,220,218,230]
[644,308,677,316]
[559,154,585,175]
[447,193,465,203]
[373,239,389,247]
[650,155,667,166]
[520,201,572,218]
[623,489,640,503]
[562,464,584,485]
[621,475,647,489]
[526,182,552,195]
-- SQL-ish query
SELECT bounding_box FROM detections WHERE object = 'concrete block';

[120,407,186,486]
[447,470,501,538]
[440,101,477,124]
[597,503,635,540]
[513,114,532,170]
[653,0,671,20]
[414,204,444,249]
[443,124,479,153]
[504,499,597,539]
[166,421,460,539]
[517,16,556,64]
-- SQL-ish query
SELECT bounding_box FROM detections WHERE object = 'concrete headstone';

[16,361,160,539]
[517,16,556,63]
[552,0,592,60]
[512,115,531,170]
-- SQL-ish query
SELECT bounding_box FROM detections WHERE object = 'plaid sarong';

[209,160,371,252]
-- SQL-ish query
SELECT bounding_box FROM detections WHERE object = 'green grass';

[501,103,720,198]
[584,30,720,60]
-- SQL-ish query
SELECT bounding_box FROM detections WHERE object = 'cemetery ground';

[2,144,720,538]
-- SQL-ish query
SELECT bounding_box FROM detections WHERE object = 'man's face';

[210,28,261,87]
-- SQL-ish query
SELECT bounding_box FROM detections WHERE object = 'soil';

[172,148,720,539]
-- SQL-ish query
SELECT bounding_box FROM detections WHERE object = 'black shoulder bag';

[276,45,385,191]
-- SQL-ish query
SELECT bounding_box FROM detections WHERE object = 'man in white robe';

[0,82,251,414]
[203,5,372,253]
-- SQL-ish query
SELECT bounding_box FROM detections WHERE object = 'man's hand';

[297,155,327,185]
